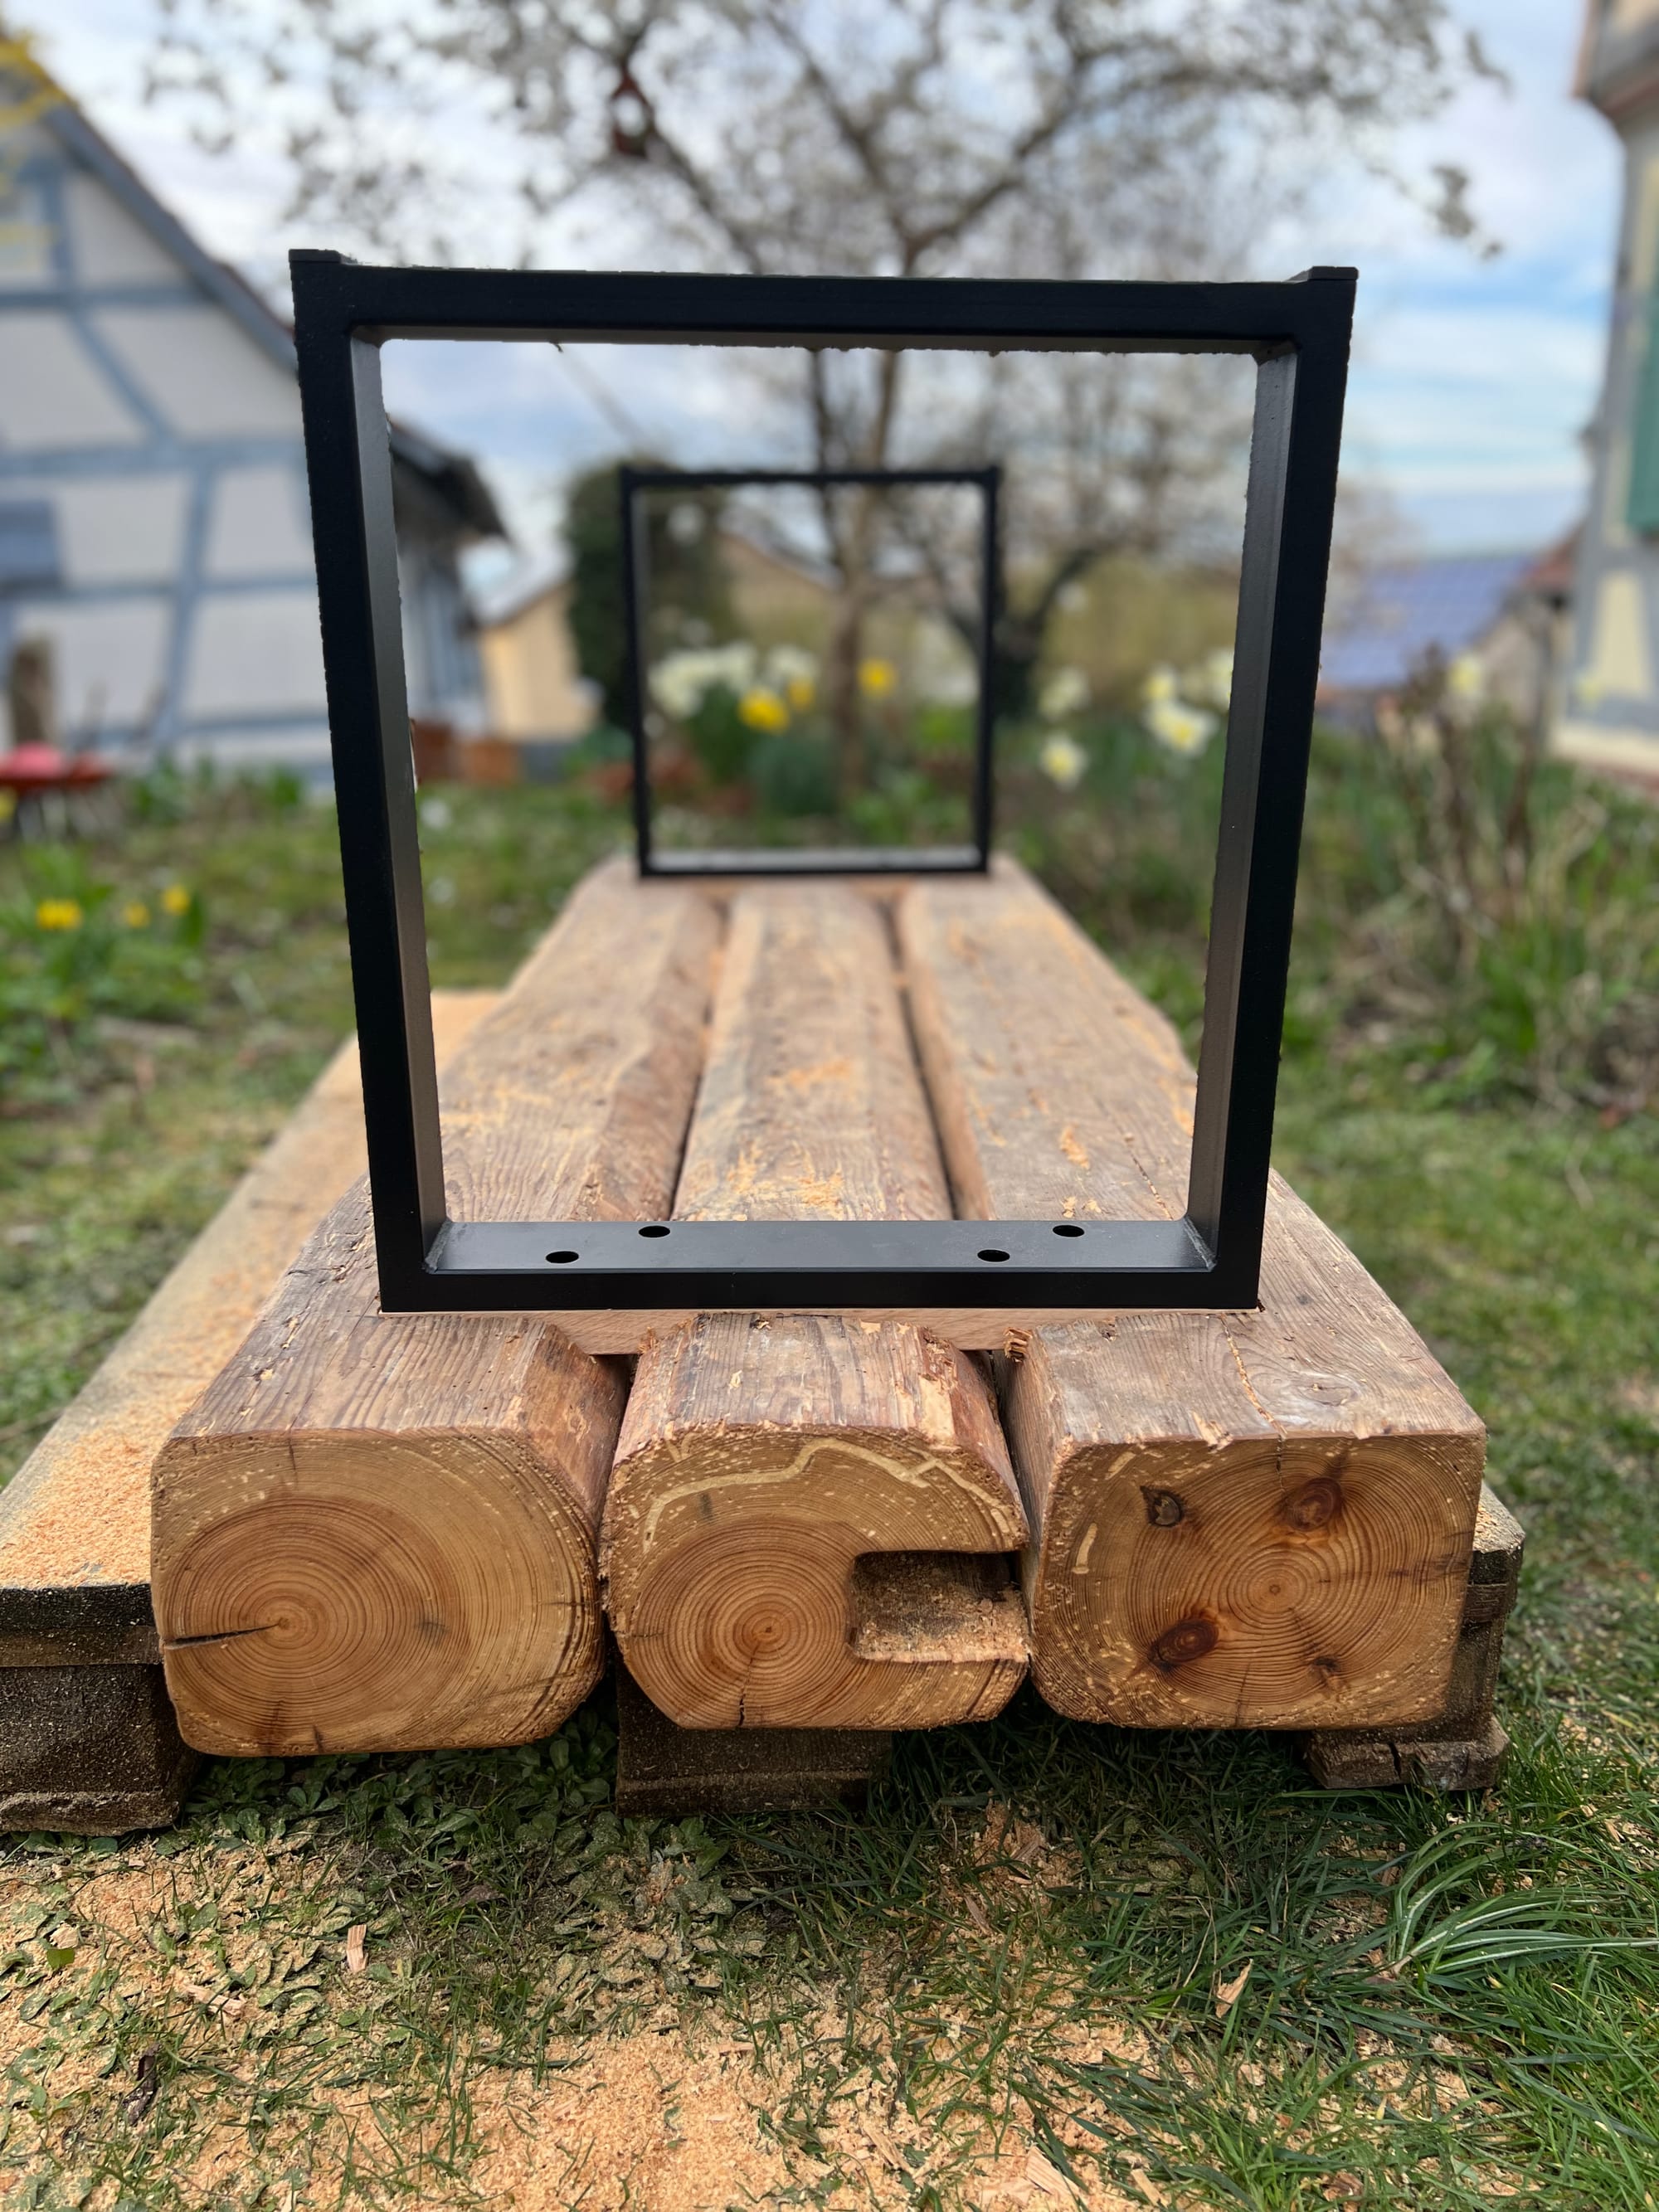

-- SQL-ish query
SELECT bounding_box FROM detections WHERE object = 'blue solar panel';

[1319,553,1531,692]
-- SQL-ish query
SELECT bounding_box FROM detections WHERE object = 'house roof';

[38,89,504,540]
[1319,552,1536,694]
[473,555,569,629]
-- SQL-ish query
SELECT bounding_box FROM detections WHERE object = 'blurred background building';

[1561,0,1659,780]
[0,82,499,771]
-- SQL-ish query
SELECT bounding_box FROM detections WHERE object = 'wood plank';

[152,863,720,1756]
[604,884,1029,1730]
[898,864,1486,1732]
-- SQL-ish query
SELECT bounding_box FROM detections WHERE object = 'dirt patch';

[470,2030,801,2210]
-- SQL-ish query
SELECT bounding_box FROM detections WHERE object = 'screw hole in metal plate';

[1052,1223,1085,1237]
[545,1250,580,1264]
[978,1248,1010,1262]
[638,1223,671,1237]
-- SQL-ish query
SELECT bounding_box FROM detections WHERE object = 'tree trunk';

[603,884,1029,1730]
[898,864,1486,1731]
[153,863,721,1755]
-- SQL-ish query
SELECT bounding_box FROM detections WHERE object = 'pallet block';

[614,1665,891,1816]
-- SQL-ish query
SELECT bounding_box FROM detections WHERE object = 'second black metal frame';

[290,254,1354,1320]
[620,464,1000,877]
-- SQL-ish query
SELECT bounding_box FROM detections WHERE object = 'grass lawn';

[0,760,1656,2210]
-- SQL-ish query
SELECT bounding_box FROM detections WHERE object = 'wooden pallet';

[2,859,1519,1829]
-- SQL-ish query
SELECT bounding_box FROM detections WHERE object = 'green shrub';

[752,731,836,818]
[681,682,756,788]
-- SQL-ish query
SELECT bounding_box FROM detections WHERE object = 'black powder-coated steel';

[289,253,1355,1317]
[619,464,1000,876]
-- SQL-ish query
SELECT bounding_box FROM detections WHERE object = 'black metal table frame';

[289,252,1354,1318]
[620,463,1000,877]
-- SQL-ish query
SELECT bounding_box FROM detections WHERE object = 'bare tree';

[147,0,1496,767]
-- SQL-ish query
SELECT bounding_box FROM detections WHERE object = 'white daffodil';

[1141,663,1180,706]
[1186,648,1234,710]
[1038,664,1089,721]
[765,644,820,691]
[651,641,760,719]
[1144,697,1219,756]
[1039,731,1088,790]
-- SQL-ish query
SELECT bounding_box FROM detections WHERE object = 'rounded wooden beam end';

[154,1435,603,1755]
[605,1382,1029,1733]
[1034,1437,1476,1729]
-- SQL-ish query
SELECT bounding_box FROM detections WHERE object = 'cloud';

[17,0,1623,557]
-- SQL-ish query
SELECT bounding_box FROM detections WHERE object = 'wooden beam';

[604,885,1029,1730]
[0,991,496,1831]
[153,864,720,1756]
[898,866,1486,1733]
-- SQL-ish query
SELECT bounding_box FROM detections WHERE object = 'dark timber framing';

[289,253,1355,1319]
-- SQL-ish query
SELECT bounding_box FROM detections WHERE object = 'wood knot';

[1150,1616,1217,1671]
[1281,1478,1343,1532]
[1141,1488,1185,1528]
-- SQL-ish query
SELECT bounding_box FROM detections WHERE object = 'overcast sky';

[21,0,1621,564]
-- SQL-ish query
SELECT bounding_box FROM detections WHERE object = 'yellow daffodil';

[859,657,897,698]
[160,883,192,916]
[737,686,791,733]
[786,675,815,712]
[35,897,83,931]
[122,901,152,928]
[1447,653,1486,703]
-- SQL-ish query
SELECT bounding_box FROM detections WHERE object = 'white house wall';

[92,307,303,439]
[61,170,182,287]
[7,597,171,727]
[0,112,487,770]
[8,474,191,583]
[1563,85,1659,773]
[206,465,316,577]
[0,311,146,447]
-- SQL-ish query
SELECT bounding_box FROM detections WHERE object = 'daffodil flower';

[1144,697,1219,756]
[1141,664,1179,706]
[1039,732,1088,790]
[122,901,152,928]
[35,897,83,931]
[1038,665,1089,721]
[737,686,791,733]
[161,884,192,916]
[859,657,897,698]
